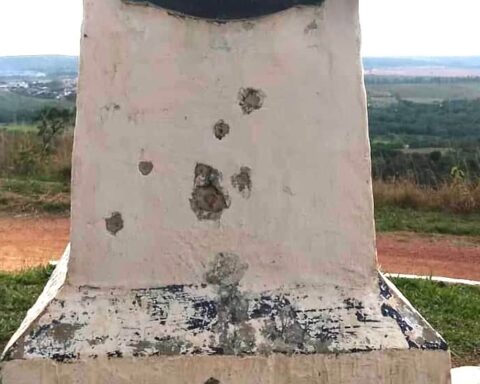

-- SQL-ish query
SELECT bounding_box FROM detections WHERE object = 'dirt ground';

[377,232,480,281]
[0,216,479,281]
[0,215,69,272]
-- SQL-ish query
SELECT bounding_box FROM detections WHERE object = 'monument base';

[1,250,451,383]
[2,351,451,384]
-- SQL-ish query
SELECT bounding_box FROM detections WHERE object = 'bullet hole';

[238,87,265,115]
[138,161,154,176]
[213,119,230,140]
[190,163,230,221]
[204,379,220,384]
[231,167,252,198]
[304,20,318,34]
[106,212,124,235]
[103,103,120,112]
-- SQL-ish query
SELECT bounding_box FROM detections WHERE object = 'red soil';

[0,215,69,272]
[377,232,480,281]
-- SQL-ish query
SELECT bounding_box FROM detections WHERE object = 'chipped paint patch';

[238,88,265,115]
[231,167,252,199]
[3,275,448,362]
[213,120,230,140]
[304,19,318,33]
[379,274,448,351]
[138,161,154,176]
[190,164,230,221]
[205,253,248,286]
[105,212,124,235]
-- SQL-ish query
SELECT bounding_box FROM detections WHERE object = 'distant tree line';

[369,98,480,186]
[365,75,480,85]
[368,99,480,139]
[372,147,480,186]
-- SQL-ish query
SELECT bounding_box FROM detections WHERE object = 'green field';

[0,90,73,125]
[0,123,36,132]
[0,178,70,214]
[367,81,480,106]
[375,206,480,236]
[393,278,480,366]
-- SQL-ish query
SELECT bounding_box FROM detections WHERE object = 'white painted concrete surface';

[67,0,377,290]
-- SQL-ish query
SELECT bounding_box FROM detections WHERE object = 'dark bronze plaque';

[126,0,325,20]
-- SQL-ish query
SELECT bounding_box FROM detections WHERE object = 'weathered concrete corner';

[3,259,447,363]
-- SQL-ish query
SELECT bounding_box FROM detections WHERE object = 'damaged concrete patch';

[49,323,84,343]
[213,120,230,140]
[238,88,265,115]
[87,336,108,347]
[231,167,252,198]
[204,378,220,384]
[190,164,230,221]
[129,337,192,357]
[205,253,248,286]
[7,275,448,360]
[138,161,154,176]
[105,212,124,235]
[304,20,318,33]
[205,253,254,355]
[379,274,448,351]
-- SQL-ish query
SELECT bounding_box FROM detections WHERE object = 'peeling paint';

[304,19,318,33]
[231,167,252,199]
[213,120,230,140]
[238,88,265,115]
[190,164,230,221]
[4,279,448,361]
[138,161,154,176]
[205,253,248,287]
[105,212,124,235]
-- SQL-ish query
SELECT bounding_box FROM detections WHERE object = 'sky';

[0,0,479,57]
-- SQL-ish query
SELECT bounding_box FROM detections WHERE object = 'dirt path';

[0,215,69,272]
[1,216,479,281]
[377,232,480,281]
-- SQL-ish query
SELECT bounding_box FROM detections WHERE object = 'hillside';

[0,55,78,77]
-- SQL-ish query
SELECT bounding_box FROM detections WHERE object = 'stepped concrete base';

[2,351,451,384]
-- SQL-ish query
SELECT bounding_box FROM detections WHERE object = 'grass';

[0,90,72,123]
[0,124,36,132]
[374,180,480,215]
[392,277,480,367]
[367,81,480,105]
[375,205,480,236]
[0,269,477,367]
[0,267,53,354]
[0,178,70,214]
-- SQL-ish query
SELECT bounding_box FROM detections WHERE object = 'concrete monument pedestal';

[2,0,451,382]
